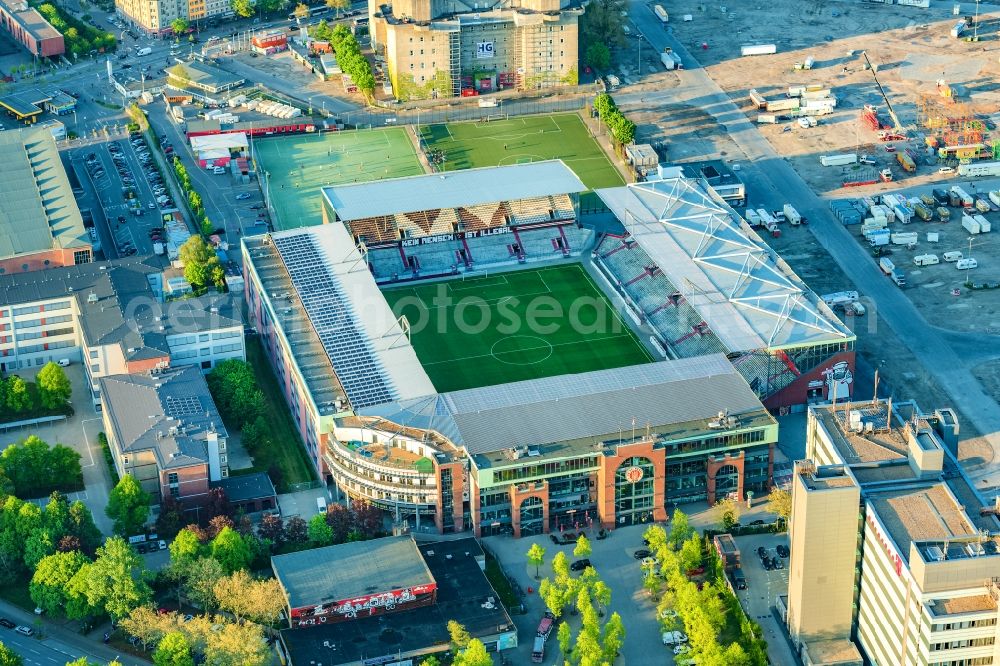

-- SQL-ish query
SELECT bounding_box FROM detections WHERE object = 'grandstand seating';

[368,246,409,282]
[593,233,729,359]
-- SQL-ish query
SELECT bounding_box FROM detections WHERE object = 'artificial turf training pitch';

[418,113,625,209]
[381,264,653,392]
[252,128,425,230]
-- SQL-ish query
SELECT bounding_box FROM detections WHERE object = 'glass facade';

[614,456,656,526]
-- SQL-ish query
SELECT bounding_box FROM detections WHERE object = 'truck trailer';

[821,153,858,167]
[653,4,668,22]
[783,204,802,225]
[958,161,1000,177]
[741,44,777,56]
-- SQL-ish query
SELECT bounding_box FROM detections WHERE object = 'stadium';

[241,160,853,537]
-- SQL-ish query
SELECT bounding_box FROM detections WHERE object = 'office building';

[785,398,999,666]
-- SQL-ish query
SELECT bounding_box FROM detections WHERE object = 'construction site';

[659,0,1000,195]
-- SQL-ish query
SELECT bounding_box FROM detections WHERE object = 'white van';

[213,166,226,175]
[943,251,964,262]
[956,258,978,270]
[316,496,327,514]
[913,254,939,267]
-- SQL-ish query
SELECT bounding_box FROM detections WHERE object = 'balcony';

[331,439,437,475]
[324,450,437,492]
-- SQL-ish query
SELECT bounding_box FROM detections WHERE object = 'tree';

[119,606,167,652]
[768,488,791,528]
[256,513,284,547]
[307,513,333,546]
[580,0,625,50]
[418,658,441,666]
[285,516,309,545]
[30,551,91,616]
[669,508,694,549]
[210,527,251,574]
[5,376,33,414]
[24,527,55,570]
[601,612,625,662]
[85,536,153,621]
[170,18,189,35]
[230,0,253,17]
[292,2,309,18]
[178,236,222,291]
[585,42,611,71]
[206,489,229,521]
[573,535,592,560]
[452,639,491,666]
[717,498,741,531]
[447,620,471,650]
[105,475,150,535]
[324,504,352,543]
[183,557,224,610]
[204,620,269,666]
[156,498,185,538]
[154,632,194,666]
[36,362,71,409]
[324,0,348,16]
[206,514,234,540]
[351,499,382,537]
[170,528,204,568]
[214,571,284,624]
[0,642,22,666]
[557,620,572,658]
[680,533,703,572]
[526,542,545,579]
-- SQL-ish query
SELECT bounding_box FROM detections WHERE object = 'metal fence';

[330,96,590,129]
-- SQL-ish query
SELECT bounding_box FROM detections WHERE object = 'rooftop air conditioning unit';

[87,293,98,303]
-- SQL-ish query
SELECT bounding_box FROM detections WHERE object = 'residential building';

[0,127,91,273]
[369,0,583,99]
[0,0,64,57]
[275,536,516,664]
[785,398,1000,666]
[0,258,244,406]
[100,365,229,507]
[116,0,231,36]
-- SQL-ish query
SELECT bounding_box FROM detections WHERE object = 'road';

[625,3,1000,491]
[0,601,146,666]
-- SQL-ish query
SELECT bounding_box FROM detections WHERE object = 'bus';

[531,635,545,663]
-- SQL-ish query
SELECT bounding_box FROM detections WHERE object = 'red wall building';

[0,0,64,58]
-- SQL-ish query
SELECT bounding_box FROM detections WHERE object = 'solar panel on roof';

[272,234,394,409]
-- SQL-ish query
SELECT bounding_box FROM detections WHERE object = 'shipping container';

[821,154,858,167]
[749,88,767,109]
[783,204,802,225]
[745,209,762,227]
[800,98,837,111]
[958,161,1000,178]
[891,232,918,245]
[741,44,777,56]
[990,191,1000,208]
[766,98,800,112]
[962,215,981,234]
[756,114,777,124]
[787,85,805,98]
[974,215,991,233]
[951,20,966,38]
[866,228,890,246]
[800,89,831,100]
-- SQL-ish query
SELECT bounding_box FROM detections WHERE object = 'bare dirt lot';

[663,0,1000,196]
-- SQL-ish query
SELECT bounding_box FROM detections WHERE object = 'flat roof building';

[167,61,245,95]
[0,0,64,58]
[0,127,91,273]
[787,398,1000,666]
[277,537,516,664]
[100,365,230,508]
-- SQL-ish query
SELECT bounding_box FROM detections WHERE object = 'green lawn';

[418,113,625,209]
[252,128,425,231]
[242,337,316,491]
[381,265,652,392]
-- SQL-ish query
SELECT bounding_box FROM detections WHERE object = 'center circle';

[490,335,553,365]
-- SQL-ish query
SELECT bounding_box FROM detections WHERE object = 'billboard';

[290,583,437,626]
[476,41,494,58]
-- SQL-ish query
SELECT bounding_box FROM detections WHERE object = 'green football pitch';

[418,113,625,209]
[252,128,425,230]
[381,265,653,392]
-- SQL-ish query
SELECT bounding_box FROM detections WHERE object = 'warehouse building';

[785,398,997,666]
[0,0,64,58]
[369,0,583,99]
[275,536,516,665]
[0,127,91,274]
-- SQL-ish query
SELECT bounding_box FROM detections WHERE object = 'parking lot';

[71,133,175,258]
[731,532,797,665]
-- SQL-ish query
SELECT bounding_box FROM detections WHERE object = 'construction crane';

[861,51,906,141]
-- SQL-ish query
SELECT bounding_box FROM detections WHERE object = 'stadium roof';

[264,225,434,409]
[360,354,766,456]
[0,127,89,259]
[596,177,852,352]
[321,160,587,222]
[271,536,433,609]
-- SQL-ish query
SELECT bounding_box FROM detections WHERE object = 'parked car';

[236,192,252,200]
[776,544,789,558]
[0,619,14,629]
[14,626,32,636]
[570,559,591,572]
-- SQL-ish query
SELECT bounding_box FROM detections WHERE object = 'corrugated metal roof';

[596,178,853,351]
[439,354,764,455]
[322,160,587,222]
[0,127,89,258]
